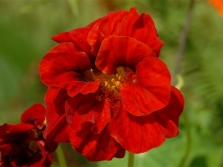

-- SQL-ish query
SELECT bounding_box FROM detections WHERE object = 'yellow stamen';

[104,81,108,86]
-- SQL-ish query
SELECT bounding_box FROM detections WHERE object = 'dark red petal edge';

[69,124,125,161]
[43,87,69,142]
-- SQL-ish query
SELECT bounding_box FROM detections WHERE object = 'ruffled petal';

[39,42,91,87]
[52,28,93,58]
[153,86,184,138]
[88,8,163,56]
[20,104,46,129]
[66,80,100,97]
[65,93,111,134]
[52,16,102,57]
[44,87,69,142]
[120,56,171,116]
[96,36,155,74]
[109,107,165,153]
[116,8,164,56]
[88,10,128,55]
[69,123,125,161]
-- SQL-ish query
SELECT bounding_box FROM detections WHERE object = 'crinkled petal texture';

[65,93,111,134]
[52,17,102,57]
[109,87,184,153]
[44,87,70,142]
[88,8,164,56]
[39,42,100,96]
[69,124,125,161]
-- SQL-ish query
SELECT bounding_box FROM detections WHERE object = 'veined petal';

[44,87,69,142]
[20,104,46,129]
[109,107,165,153]
[65,93,111,134]
[96,36,155,74]
[69,124,125,161]
[39,42,91,87]
[121,56,171,116]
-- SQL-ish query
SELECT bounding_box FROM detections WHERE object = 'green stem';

[56,144,67,167]
[128,152,135,167]
[178,111,191,167]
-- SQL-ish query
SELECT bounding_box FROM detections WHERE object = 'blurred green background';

[0,0,223,167]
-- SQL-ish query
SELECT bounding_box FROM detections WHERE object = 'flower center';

[82,66,137,96]
[101,67,125,95]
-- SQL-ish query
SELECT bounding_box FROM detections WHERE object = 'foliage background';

[0,0,223,167]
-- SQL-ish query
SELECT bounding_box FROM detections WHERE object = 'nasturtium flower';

[0,104,57,167]
[209,0,223,16]
[39,8,184,161]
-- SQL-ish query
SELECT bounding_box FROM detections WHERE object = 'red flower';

[0,104,58,167]
[39,8,184,161]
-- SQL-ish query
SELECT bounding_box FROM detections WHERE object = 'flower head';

[0,104,58,167]
[39,8,184,161]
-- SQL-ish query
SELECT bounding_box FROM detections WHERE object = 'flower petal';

[153,86,184,137]
[0,143,21,156]
[109,107,165,153]
[44,87,69,142]
[117,8,164,56]
[0,123,34,136]
[88,10,128,55]
[52,16,103,58]
[69,123,125,161]
[52,28,93,58]
[96,36,155,75]
[120,56,171,116]
[88,8,163,56]
[65,92,111,134]
[66,80,100,97]
[20,104,46,129]
[39,42,91,87]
